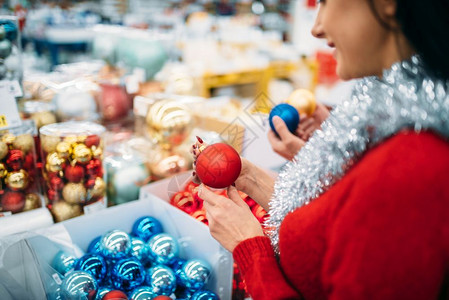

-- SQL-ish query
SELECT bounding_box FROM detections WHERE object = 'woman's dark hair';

[367,0,449,80]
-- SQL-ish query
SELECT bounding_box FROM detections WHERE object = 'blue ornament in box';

[100,230,132,260]
[170,257,187,282]
[132,216,163,242]
[146,265,177,296]
[94,287,112,300]
[52,250,76,276]
[179,259,211,291]
[0,20,18,41]
[190,290,219,300]
[87,236,102,253]
[129,286,157,300]
[130,237,148,263]
[111,258,146,292]
[60,270,98,300]
[147,233,179,265]
[75,253,108,283]
[269,103,300,136]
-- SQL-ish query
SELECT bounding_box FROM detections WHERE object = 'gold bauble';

[31,111,57,129]
[92,147,103,160]
[0,141,7,160]
[77,135,87,143]
[286,89,317,116]
[24,193,42,211]
[148,148,190,180]
[2,133,15,144]
[41,135,61,153]
[56,142,71,159]
[46,152,65,172]
[62,183,87,204]
[6,170,29,190]
[0,163,7,178]
[145,100,193,150]
[89,177,105,199]
[12,134,34,154]
[63,135,79,146]
[72,144,92,164]
[51,201,82,222]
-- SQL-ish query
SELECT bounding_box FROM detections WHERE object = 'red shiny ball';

[64,165,85,183]
[153,296,172,300]
[102,290,128,300]
[47,189,60,202]
[85,135,100,148]
[6,149,24,171]
[1,191,25,213]
[196,143,241,189]
[86,159,102,177]
[49,176,64,191]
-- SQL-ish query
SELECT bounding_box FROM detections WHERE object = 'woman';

[194,0,449,299]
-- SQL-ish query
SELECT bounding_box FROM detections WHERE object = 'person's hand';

[267,116,306,160]
[297,102,330,141]
[199,184,265,252]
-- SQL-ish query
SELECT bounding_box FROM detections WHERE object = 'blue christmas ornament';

[130,237,148,263]
[179,259,211,291]
[190,290,219,300]
[147,233,179,265]
[52,250,76,276]
[269,103,300,136]
[94,287,112,300]
[100,230,132,260]
[74,253,108,283]
[132,216,163,242]
[111,258,146,292]
[87,236,102,253]
[170,257,187,278]
[0,20,18,42]
[129,286,156,300]
[60,271,98,300]
[146,265,177,296]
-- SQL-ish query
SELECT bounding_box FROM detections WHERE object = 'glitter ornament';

[147,233,179,265]
[100,230,132,260]
[56,142,71,159]
[52,250,76,275]
[196,143,241,189]
[46,152,65,173]
[51,201,82,222]
[146,265,177,296]
[47,188,60,202]
[111,258,146,292]
[5,169,28,190]
[102,290,128,300]
[286,89,316,116]
[132,216,163,242]
[179,259,211,291]
[60,271,98,299]
[0,141,7,160]
[92,147,103,160]
[12,134,34,154]
[1,191,25,213]
[87,236,102,253]
[23,193,41,211]
[62,183,87,204]
[129,286,156,300]
[49,176,64,191]
[6,149,24,171]
[190,290,219,300]
[86,159,102,177]
[65,165,85,183]
[73,144,92,164]
[269,103,300,136]
[75,253,108,282]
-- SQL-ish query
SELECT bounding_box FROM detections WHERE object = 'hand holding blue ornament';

[269,103,300,136]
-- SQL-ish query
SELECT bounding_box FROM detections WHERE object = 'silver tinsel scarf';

[266,56,449,254]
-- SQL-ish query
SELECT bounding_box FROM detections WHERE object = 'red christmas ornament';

[49,176,64,191]
[252,205,268,223]
[85,178,96,189]
[191,209,208,225]
[65,165,85,183]
[196,143,241,189]
[102,290,128,300]
[86,159,101,177]
[85,135,100,148]
[153,296,171,300]
[171,191,200,214]
[1,191,25,213]
[47,189,60,202]
[23,153,35,171]
[6,149,24,171]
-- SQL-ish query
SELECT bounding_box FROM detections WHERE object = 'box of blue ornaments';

[0,196,233,300]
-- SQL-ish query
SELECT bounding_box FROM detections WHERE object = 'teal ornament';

[111,258,146,292]
[74,253,108,282]
[130,237,148,263]
[147,233,178,265]
[129,286,156,300]
[94,287,112,300]
[132,216,163,242]
[100,230,132,260]
[109,164,149,205]
[0,39,12,59]
[52,250,76,276]
[190,290,219,300]
[179,259,211,291]
[146,265,176,296]
[0,21,18,41]
[269,103,300,136]
[0,27,5,40]
[60,271,98,300]
[87,236,102,253]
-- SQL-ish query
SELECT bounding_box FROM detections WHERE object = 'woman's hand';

[267,116,306,160]
[199,184,265,252]
[297,102,330,141]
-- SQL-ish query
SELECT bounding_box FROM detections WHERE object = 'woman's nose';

[311,9,325,38]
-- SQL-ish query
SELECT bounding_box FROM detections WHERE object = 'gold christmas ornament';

[6,170,29,190]
[0,163,7,178]
[2,133,15,144]
[145,100,193,150]
[73,144,92,164]
[92,147,103,160]
[62,183,87,204]
[148,149,191,180]
[24,193,41,211]
[12,134,34,154]
[51,201,82,222]
[63,135,79,146]
[46,152,65,173]
[77,135,88,143]
[89,177,105,198]
[286,89,317,116]
[41,135,60,153]
[31,111,57,129]
[56,142,71,159]
[0,141,8,160]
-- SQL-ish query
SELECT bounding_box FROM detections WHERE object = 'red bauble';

[191,209,208,225]
[102,290,128,300]
[171,191,200,214]
[65,165,85,183]
[6,149,24,171]
[86,159,102,177]
[23,153,35,171]
[85,135,100,148]
[196,143,241,189]
[153,296,172,300]
[252,205,268,223]
[1,191,25,213]
[85,178,96,189]
[49,176,64,191]
[47,189,60,202]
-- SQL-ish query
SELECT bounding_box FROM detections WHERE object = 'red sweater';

[234,131,449,300]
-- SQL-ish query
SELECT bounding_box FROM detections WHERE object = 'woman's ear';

[375,0,398,27]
